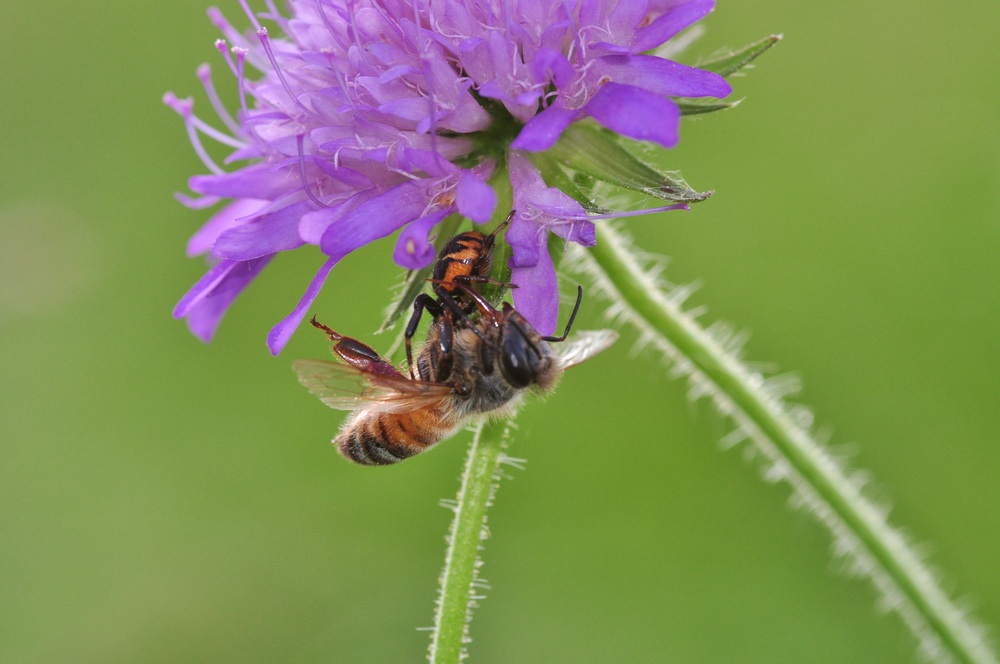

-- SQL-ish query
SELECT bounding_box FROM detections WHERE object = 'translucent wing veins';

[292,359,453,414]
[556,329,619,368]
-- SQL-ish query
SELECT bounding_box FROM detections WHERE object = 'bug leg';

[405,294,444,379]
[542,285,583,342]
[439,286,501,350]
[485,209,515,243]
[444,283,505,355]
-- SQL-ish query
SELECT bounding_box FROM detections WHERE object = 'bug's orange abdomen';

[432,232,489,294]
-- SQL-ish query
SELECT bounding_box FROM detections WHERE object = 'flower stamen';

[174,192,222,209]
[228,46,261,145]
[255,28,317,122]
[261,0,290,33]
[198,62,243,136]
[237,0,263,31]
[214,40,237,77]
[297,134,330,208]
[163,93,226,175]
[207,7,252,52]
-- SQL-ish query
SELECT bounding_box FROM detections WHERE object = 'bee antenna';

[542,285,583,343]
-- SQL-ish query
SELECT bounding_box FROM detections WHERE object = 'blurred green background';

[2,0,998,661]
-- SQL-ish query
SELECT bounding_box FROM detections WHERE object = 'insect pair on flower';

[294,212,616,465]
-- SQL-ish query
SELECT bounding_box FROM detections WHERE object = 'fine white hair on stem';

[429,420,513,664]
[568,222,997,664]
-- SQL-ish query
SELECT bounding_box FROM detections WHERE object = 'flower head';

[167,0,730,352]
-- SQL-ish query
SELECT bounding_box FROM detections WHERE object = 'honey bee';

[294,287,617,465]
[403,211,515,377]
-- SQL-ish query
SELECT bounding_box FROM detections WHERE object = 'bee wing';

[556,329,619,368]
[292,359,453,414]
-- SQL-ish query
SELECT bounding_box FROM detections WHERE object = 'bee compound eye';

[500,332,535,389]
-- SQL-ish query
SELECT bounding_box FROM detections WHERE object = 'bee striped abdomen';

[336,407,449,465]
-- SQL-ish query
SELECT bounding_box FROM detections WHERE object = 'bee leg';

[311,318,403,377]
[336,337,404,377]
[426,314,454,382]
[405,294,444,379]
[310,316,343,340]
[477,328,496,377]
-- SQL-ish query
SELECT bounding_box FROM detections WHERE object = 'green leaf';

[677,97,742,116]
[697,34,783,78]
[529,151,604,212]
[547,123,712,203]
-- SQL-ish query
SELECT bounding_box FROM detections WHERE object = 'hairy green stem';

[428,419,511,664]
[572,224,995,664]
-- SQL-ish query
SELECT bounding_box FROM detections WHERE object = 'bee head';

[497,307,559,390]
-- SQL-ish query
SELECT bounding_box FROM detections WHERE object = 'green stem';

[574,224,995,664]
[428,419,511,664]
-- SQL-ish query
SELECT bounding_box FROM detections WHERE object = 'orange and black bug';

[403,211,515,378]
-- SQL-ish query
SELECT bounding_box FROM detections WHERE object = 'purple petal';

[592,55,731,98]
[266,256,337,356]
[589,42,632,56]
[509,150,589,232]
[477,81,508,102]
[606,0,651,38]
[309,156,373,189]
[550,219,597,246]
[513,90,542,108]
[508,150,546,194]
[511,247,559,337]
[320,181,429,257]
[393,209,450,269]
[174,260,231,319]
[299,208,336,246]
[379,97,433,125]
[299,191,375,245]
[632,0,715,53]
[213,200,311,260]
[511,104,580,152]
[531,48,575,89]
[585,83,681,148]
[402,149,457,178]
[455,171,497,223]
[189,163,294,200]
[176,256,273,342]
[187,198,267,257]
[505,209,542,268]
[423,59,492,133]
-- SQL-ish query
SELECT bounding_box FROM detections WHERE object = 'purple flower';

[167,0,730,352]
